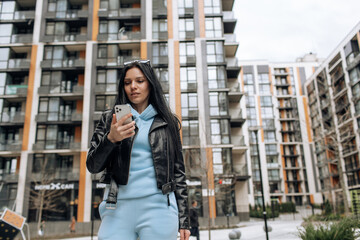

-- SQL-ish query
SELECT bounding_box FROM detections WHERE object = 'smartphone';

[114,104,132,124]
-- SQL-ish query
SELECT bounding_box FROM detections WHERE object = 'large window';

[178,18,194,39]
[36,125,75,149]
[153,19,168,40]
[209,92,228,116]
[206,41,224,63]
[205,17,222,38]
[95,95,115,111]
[182,120,199,146]
[210,119,230,144]
[208,66,226,89]
[261,107,273,119]
[186,177,203,217]
[32,154,73,173]
[38,97,75,121]
[181,93,198,117]
[96,69,117,92]
[180,67,196,91]
[214,178,236,217]
[0,2,16,20]
[178,0,193,15]
[243,73,255,94]
[179,42,195,64]
[154,68,169,92]
[153,43,168,65]
[204,0,221,14]
[212,148,232,175]
[264,130,276,142]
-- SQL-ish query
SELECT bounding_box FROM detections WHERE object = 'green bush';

[297,218,360,240]
[279,202,296,213]
[249,204,279,218]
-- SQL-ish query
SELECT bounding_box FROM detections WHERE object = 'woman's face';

[124,67,151,109]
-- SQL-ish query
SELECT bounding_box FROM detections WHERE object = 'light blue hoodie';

[117,104,162,199]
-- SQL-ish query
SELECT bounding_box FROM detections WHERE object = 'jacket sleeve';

[86,111,118,173]
[173,129,190,230]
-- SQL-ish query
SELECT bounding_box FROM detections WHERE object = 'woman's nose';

[131,81,136,89]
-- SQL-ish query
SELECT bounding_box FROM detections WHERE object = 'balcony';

[0,172,18,183]
[228,82,243,102]
[0,10,35,22]
[226,57,240,78]
[0,59,30,71]
[97,31,141,41]
[8,34,33,44]
[44,10,88,19]
[222,0,235,11]
[273,70,289,76]
[32,168,80,181]
[0,111,25,125]
[231,136,247,154]
[38,85,84,96]
[96,56,140,67]
[98,8,141,18]
[1,85,28,97]
[33,141,81,151]
[229,109,245,127]
[0,141,22,152]
[274,81,290,87]
[234,166,250,181]
[41,58,85,69]
[224,34,238,57]
[223,11,236,33]
[43,33,87,43]
[346,52,360,71]
[36,111,82,123]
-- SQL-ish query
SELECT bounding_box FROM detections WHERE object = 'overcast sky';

[234,0,360,62]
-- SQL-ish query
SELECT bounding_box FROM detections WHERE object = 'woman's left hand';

[179,229,190,240]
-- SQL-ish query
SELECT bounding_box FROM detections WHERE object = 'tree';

[28,156,68,232]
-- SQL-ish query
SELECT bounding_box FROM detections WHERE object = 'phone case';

[114,105,132,124]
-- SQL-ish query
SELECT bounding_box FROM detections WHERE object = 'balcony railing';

[0,172,19,182]
[0,11,35,21]
[223,11,235,20]
[231,136,245,146]
[0,141,22,151]
[0,111,25,123]
[96,56,139,67]
[41,59,85,69]
[38,84,84,94]
[9,34,33,43]
[98,8,141,17]
[97,32,141,41]
[43,34,87,42]
[36,111,82,122]
[32,168,80,181]
[0,59,30,70]
[33,141,81,150]
[3,84,27,96]
[45,10,88,19]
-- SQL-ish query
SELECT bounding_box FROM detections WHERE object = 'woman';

[87,60,190,240]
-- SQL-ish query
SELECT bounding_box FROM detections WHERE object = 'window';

[153,19,168,39]
[154,68,169,92]
[268,169,280,181]
[246,96,255,107]
[214,179,236,216]
[0,157,17,175]
[212,148,232,175]
[179,42,195,64]
[0,24,12,43]
[45,22,66,36]
[182,120,199,145]
[243,74,254,84]
[0,2,16,20]
[153,43,168,65]
[205,17,222,38]
[95,95,115,111]
[258,73,269,84]
[0,127,20,145]
[259,84,271,94]
[186,177,203,217]
[178,0,194,15]
[33,154,73,173]
[264,131,276,142]
[210,119,230,144]
[261,107,273,118]
[209,92,228,116]
[38,97,75,121]
[36,125,75,149]
[96,70,117,92]
[208,66,226,89]
[349,66,360,85]
[180,67,196,91]
[206,41,224,63]
[246,108,256,120]
[265,144,277,155]
[178,18,194,39]
[260,96,272,107]
[181,93,198,117]
[204,0,221,14]
[262,119,275,129]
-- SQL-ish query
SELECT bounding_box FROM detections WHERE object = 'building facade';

[0,0,249,228]
[304,22,360,207]
[239,55,323,207]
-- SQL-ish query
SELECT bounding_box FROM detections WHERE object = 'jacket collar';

[149,115,167,133]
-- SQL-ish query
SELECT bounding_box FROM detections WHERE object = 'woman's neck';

[131,103,149,114]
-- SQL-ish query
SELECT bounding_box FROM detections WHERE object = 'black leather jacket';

[86,110,189,229]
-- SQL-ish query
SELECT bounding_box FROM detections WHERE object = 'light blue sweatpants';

[98,192,179,240]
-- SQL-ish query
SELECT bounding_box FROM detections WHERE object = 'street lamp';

[249,126,269,240]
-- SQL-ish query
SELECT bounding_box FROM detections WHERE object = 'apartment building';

[0,0,249,230]
[239,55,323,207]
[304,22,360,207]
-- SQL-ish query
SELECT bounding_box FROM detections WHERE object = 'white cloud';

[234,0,360,61]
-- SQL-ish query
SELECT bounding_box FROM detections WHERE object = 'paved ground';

[62,219,303,240]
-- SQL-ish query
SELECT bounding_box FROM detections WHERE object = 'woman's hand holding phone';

[107,113,135,143]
